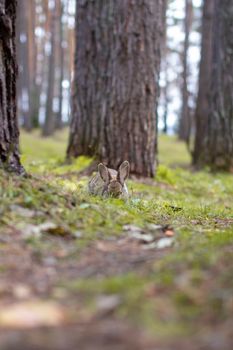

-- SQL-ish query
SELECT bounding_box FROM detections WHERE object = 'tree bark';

[179,0,193,143]
[193,0,233,170]
[0,0,24,174]
[67,0,162,177]
[192,0,215,166]
[204,0,233,170]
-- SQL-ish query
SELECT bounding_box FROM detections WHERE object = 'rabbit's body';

[88,161,130,199]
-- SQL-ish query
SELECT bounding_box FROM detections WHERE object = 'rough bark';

[67,0,162,177]
[0,0,24,174]
[179,0,193,143]
[193,0,233,170]
[192,0,215,166]
[160,0,168,134]
[204,0,233,170]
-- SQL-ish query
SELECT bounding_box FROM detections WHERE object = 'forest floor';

[0,130,233,350]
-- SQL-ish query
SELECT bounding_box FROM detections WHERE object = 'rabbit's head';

[98,161,130,197]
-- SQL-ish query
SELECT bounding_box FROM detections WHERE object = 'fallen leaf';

[0,301,65,328]
[164,229,174,237]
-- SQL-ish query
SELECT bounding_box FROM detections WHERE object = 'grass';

[0,129,232,343]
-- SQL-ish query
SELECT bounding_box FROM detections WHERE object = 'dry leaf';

[0,300,65,328]
[164,229,174,237]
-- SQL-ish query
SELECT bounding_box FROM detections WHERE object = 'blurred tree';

[160,0,169,134]
[179,0,193,143]
[67,0,163,177]
[56,1,64,129]
[193,0,233,170]
[16,0,75,133]
[16,0,32,131]
[0,0,24,174]
[42,1,57,136]
[28,0,40,128]
[192,0,214,166]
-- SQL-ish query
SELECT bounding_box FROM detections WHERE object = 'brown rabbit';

[88,161,130,198]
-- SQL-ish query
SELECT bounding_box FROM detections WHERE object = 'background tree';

[42,1,57,136]
[0,0,24,174]
[67,0,163,177]
[192,0,214,166]
[16,0,32,131]
[16,0,75,134]
[193,0,233,170]
[178,0,193,143]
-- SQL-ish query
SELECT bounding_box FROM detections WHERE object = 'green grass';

[0,129,232,341]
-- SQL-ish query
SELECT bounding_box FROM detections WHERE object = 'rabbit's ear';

[118,161,130,184]
[98,163,110,183]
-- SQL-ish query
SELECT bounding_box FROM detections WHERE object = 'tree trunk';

[203,0,233,170]
[67,0,162,177]
[178,0,193,143]
[0,0,24,174]
[16,0,32,131]
[193,0,233,170]
[56,1,64,129]
[192,0,215,166]
[42,3,56,137]
[28,0,40,128]
[161,0,168,134]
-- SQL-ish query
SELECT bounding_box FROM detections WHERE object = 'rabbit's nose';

[109,181,121,192]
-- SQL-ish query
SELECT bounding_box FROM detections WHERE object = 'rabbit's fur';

[88,161,130,198]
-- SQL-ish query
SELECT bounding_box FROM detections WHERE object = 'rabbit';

[88,161,130,198]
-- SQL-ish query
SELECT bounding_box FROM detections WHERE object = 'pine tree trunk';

[28,0,40,128]
[204,0,233,170]
[67,0,162,177]
[192,0,215,166]
[0,0,24,174]
[56,1,64,129]
[179,0,192,143]
[16,0,32,131]
[193,0,233,170]
[42,4,56,137]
